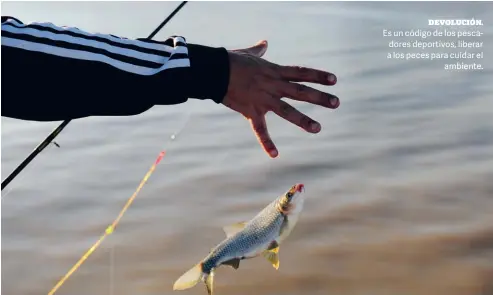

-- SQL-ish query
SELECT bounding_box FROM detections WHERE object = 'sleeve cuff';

[186,43,230,104]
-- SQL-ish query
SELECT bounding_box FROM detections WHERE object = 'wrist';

[187,44,230,104]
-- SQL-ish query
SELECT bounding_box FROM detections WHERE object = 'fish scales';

[203,201,284,273]
[173,183,306,295]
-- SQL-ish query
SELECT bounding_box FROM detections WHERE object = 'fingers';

[272,100,321,133]
[269,80,340,109]
[234,40,268,58]
[277,65,337,86]
[250,115,278,158]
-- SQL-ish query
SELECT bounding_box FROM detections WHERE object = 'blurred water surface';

[2,2,493,295]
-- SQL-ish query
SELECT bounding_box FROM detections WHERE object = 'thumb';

[234,40,268,58]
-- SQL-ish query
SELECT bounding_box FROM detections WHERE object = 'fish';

[172,183,306,295]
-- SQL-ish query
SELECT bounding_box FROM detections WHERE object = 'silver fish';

[172,183,306,295]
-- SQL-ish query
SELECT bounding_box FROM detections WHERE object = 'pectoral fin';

[262,250,280,270]
[267,240,279,251]
[222,221,247,237]
[278,214,300,244]
[222,258,241,269]
[204,271,214,295]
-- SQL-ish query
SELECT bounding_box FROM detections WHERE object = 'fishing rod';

[1,1,188,192]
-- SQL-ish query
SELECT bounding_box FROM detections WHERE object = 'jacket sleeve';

[1,16,230,121]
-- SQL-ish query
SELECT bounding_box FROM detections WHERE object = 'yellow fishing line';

[47,151,166,295]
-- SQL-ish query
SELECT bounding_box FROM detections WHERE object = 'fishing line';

[109,246,115,295]
[47,150,166,295]
[4,2,195,293]
[1,0,188,193]
[0,2,193,294]
[47,114,191,295]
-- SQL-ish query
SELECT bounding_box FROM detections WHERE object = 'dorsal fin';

[222,221,247,237]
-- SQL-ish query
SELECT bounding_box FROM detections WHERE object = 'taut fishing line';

[47,109,192,295]
[0,2,193,294]
[0,0,188,193]
[45,5,193,295]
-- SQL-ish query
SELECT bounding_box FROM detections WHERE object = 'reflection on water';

[1,2,493,295]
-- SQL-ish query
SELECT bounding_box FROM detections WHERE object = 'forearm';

[1,16,230,121]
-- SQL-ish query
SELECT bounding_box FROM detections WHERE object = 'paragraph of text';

[383,19,484,71]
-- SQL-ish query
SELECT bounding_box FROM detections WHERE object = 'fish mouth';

[295,184,305,193]
[289,183,304,195]
[278,183,306,215]
[286,183,305,201]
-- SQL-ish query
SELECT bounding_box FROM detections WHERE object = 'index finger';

[278,65,337,86]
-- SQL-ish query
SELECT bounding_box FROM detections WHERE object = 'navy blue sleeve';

[1,16,230,121]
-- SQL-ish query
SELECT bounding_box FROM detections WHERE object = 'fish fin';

[222,221,247,237]
[204,271,214,295]
[222,258,241,269]
[267,240,279,251]
[262,250,280,270]
[173,262,203,291]
[278,214,300,244]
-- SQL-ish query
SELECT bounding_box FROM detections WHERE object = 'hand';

[222,40,340,158]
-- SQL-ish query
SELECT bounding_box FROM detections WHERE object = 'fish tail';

[173,262,204,291]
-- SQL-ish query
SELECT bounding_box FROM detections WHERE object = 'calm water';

[2,2,493,295]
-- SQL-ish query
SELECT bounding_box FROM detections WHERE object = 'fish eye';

[286,192,293,199]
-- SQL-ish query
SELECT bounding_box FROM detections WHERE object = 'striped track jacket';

[1,16,230,121]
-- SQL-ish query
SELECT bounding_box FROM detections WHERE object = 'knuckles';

[295,83,307,95]
[279,103,295,116]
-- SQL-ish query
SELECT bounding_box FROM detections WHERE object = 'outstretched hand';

[222,40,340,158]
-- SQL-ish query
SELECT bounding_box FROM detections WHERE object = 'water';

[2,2,493,295]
